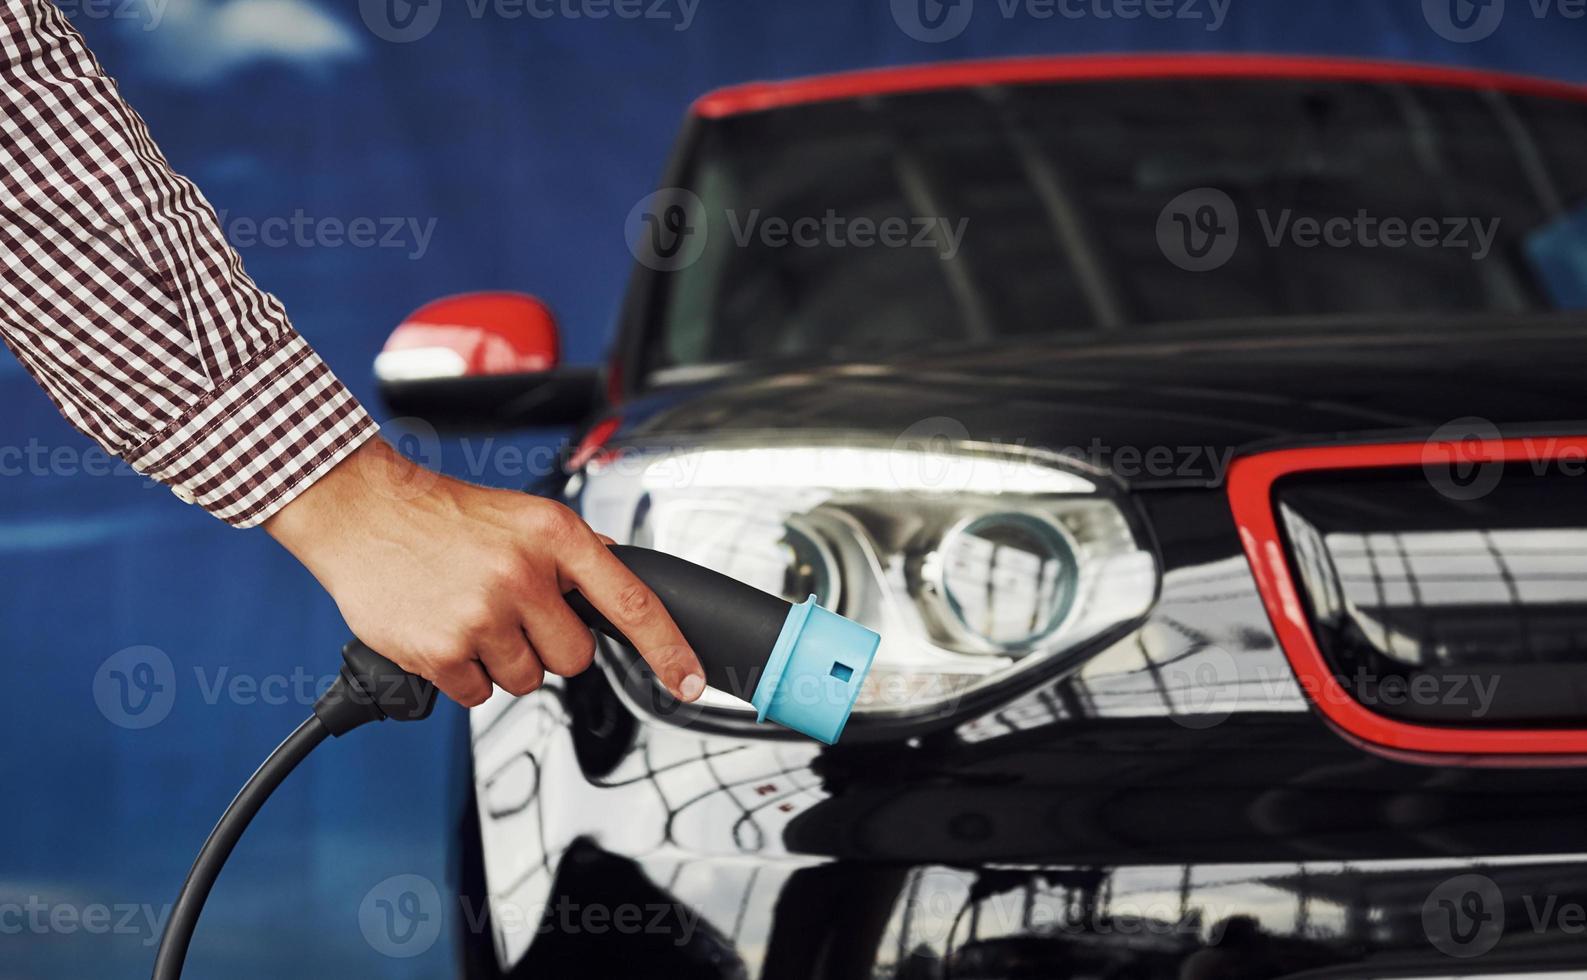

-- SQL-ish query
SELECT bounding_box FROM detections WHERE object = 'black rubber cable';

[150,715,330,980]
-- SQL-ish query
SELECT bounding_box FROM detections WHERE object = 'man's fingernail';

[679,673,705,701]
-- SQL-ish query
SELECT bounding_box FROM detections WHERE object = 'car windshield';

[640,75,1587,376]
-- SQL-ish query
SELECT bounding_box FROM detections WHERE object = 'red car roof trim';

[693,54,1587,118]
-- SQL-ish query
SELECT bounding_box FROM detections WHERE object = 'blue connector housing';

[749,596,881,744]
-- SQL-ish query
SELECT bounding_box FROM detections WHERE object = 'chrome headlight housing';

[574,441,1158,724]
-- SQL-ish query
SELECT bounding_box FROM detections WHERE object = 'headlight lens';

[577,444,1157,720]
[924,513,1081,652]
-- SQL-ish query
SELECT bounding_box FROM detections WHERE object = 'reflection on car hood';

[621,318,1587,488]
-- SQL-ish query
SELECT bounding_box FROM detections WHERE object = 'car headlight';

[575,443,1158,724]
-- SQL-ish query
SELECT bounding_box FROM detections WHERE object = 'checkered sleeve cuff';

[124,333,380,528]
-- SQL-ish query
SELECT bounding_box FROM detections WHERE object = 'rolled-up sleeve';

[0,0,378,526]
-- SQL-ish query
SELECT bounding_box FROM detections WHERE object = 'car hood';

[617,317,1587,488]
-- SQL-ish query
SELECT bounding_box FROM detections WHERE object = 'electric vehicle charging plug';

[151,545,880,979]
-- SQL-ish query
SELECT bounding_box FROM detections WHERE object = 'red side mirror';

[373,291,600,431]
[375,291,560,382]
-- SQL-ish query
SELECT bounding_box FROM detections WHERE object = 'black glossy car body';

[458,57,1587,979]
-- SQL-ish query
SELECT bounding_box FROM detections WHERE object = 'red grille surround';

[1228,436,1587,762]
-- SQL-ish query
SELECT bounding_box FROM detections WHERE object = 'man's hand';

[264,438,705,707]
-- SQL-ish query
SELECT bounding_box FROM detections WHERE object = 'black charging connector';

[150,642,433,980]
[314,639,440,734]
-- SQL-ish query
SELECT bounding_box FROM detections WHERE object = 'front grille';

[1227,437,1587,758]
[1277,466,1587,726]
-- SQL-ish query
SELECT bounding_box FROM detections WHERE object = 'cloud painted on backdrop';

[120,0,364,84]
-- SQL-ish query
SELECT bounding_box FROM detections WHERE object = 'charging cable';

[149,545,880,979]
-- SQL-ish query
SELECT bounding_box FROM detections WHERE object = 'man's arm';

[0,0,373,525]
[0,0,703,705]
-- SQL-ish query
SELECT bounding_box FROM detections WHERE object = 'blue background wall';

[3,1,1585,976]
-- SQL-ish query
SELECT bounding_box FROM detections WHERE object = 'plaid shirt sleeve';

[0,0,378,527]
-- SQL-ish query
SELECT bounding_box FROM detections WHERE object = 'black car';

[375,54,1587,978]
